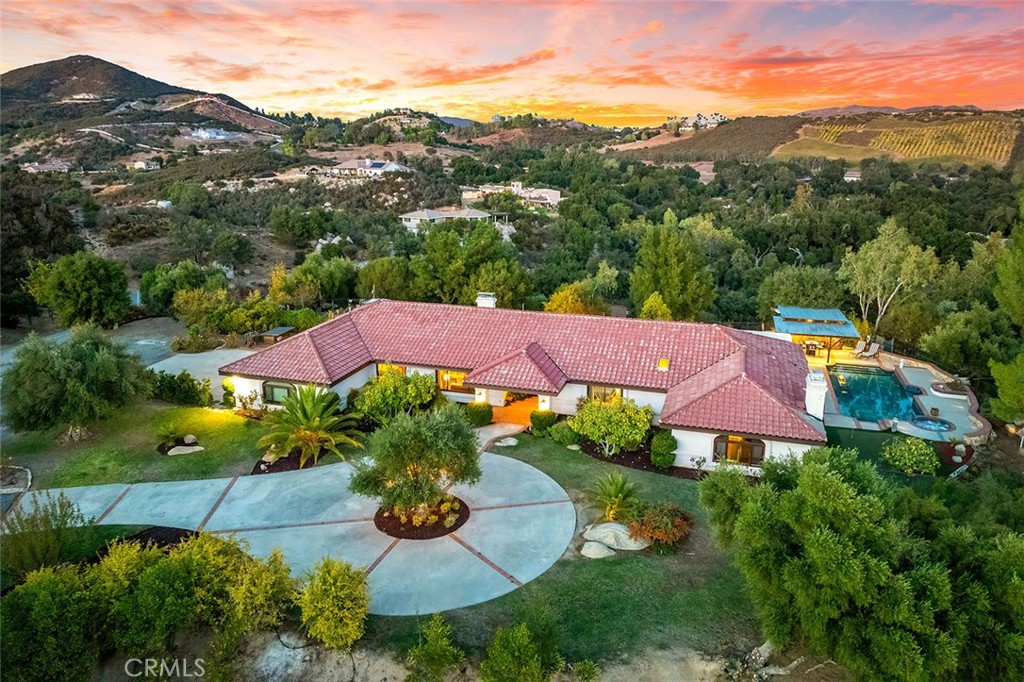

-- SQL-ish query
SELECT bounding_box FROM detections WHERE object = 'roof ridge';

[663,345,747,416]
[346,305,374,358]
[736,372,824,437]
[302,332,332,384]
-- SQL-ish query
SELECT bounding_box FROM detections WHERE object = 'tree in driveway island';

[349,404,480,522]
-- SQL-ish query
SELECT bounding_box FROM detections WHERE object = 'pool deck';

[809,350,991,445]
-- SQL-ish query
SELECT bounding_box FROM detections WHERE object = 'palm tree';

[258,385,363,468]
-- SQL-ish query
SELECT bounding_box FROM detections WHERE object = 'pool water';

[828,364,919,422]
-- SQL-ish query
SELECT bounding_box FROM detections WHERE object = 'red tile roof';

[220,300,825,442]
[464,341,568,394]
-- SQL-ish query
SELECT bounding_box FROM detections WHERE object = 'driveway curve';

[17,452,576,616]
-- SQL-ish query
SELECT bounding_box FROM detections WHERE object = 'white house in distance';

[21,160,72,173]
[129,159,160,171]
[337,158,412,177]
[462,181,562,208]
[219,299,827,475]
[399,207,493,232]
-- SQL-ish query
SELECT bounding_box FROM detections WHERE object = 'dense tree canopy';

[0,326,152,437]
[27,252,129,328]
[698,447,1024,681]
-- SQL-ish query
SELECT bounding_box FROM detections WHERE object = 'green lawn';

[363,434,759,663]
[4,401,269,489]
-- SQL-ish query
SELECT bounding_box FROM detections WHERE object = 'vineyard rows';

[802,118,1018,163]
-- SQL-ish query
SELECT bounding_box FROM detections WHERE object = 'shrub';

[549,420,581,446]
[0,566,102,682]
[0,492,95,579]
[530,409,558,435]
[628,502,694,546]
[221,378,235,408]
[479,624,546,682]
[569,397,653,456]
[112,533,251,654]
[650,430,678,469]
[405,614,465,682]
[572,660,601,682]
[279,307,327,331]
[587,472,641,522]
[152,369,213,407]
[295,558,369,649]
[171,326,219,353]
[465,401,493,426]
[354,370,438,427]
[883,437,941,475]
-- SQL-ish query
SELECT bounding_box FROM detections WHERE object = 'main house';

[219,299,827,473]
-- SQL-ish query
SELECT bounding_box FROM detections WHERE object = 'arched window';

[262,381,295,405]
[713,435,766,466]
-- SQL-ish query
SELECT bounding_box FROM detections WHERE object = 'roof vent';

[656,357,670,372]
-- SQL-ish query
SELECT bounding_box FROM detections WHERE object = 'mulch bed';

[374,497,470,540]
[125,526,197,547]
[251,455,302,475]
[156,437,199,455]
[578,439,706,481]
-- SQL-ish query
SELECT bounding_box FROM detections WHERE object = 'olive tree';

[349,404,480,514]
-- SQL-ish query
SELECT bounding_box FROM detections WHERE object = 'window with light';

[437,369,473,393]
[588,385,622,401]
[713,435,766,466]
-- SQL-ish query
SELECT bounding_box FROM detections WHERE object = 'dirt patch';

[125,525,196,548]
[252,454,301,475]
[603,131,693,153]
[374,496,469,540]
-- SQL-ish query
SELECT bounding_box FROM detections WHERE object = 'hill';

[0,55,196,102]
[799,104,983,118]
[440,116,479,128]
[775,111,1022,166]
[616,116,804,162]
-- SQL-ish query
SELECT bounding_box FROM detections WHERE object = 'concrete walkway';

[17,442,574,616]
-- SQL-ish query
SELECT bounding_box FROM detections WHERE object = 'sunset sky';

[2,1,1022,126]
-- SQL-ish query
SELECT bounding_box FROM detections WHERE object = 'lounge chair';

[850,340,866,356]
[861,343,880,359]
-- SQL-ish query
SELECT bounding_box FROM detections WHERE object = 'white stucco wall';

[227,376,265,406]
[670,429,817,474]
[330,364,375,408]
[623,388,666,416]
[551,383,588,415]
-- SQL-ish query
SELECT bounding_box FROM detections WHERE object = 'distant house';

[463,181,562,208]
[843,171,862,182]
[130,160,159,171]
[21,160,72,173]
[400,207,493,232]
[191,128,238,141]
[337,158,412,177]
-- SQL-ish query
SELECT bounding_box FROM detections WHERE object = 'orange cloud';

[170,52,267,82]
[411,48,561,86]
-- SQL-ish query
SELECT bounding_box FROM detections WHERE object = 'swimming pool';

[828,364,919,422]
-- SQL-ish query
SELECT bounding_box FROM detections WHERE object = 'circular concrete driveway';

[22,452,575,616]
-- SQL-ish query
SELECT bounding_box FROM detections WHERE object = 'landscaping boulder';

[567,444,581,451]
[583,522,651,551]
[167,445,205,456]
[494,437,518,447]
[183,434,198,445]
[581,541,616,559]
